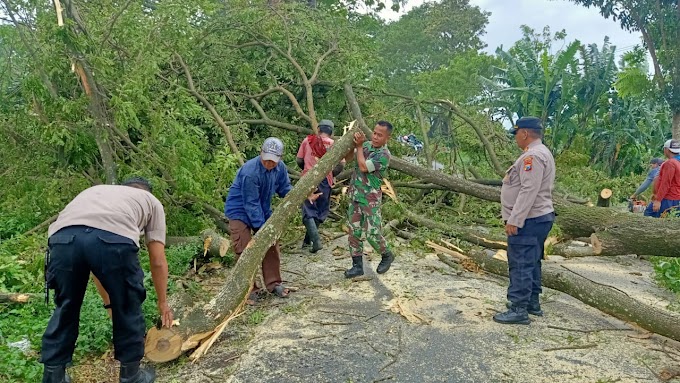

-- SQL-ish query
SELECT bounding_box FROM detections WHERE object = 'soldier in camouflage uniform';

[344,121,395,278]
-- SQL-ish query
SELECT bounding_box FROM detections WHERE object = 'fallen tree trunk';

[0,293,39,303]
[401,210,507,250]
[463,249,680,342]
[144,121,361,363]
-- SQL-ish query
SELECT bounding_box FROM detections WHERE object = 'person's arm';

[633,169,656,197]
[353,132,369,173]
[92,274,112,319]
[276,163,293,198]
[506,155,545,230]
[242,175,266,229]
[296,139,308,170]
[148,241,173,328]
[654,164,672,204]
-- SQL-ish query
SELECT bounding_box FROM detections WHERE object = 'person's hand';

[653,200,661,212]
[308,192,323,204]
[353,132,366,147]
[505,223,518,236]
[158,301,174,328]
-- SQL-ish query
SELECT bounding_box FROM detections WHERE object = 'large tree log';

[464,249,680,342]
[144,122,361,362]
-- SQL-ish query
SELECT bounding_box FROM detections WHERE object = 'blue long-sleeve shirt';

[635,166,661,196]
[224,156,292,229]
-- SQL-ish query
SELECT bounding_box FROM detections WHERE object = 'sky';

[381,0,642,58]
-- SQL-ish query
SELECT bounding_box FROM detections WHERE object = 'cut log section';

[0,293,39,303]
[597,188,612,207]
[144,121,361,363]
[201,229,230,258]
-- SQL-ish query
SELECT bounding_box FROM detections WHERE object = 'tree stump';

[597,188,612,207]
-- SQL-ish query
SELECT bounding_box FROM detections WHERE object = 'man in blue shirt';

[631,158,663,200]
[225,137,293,299]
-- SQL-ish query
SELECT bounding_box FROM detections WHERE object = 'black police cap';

[511,117,543,135]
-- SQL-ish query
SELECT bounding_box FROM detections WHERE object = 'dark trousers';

[643,199,680,218]
[41,226,146,366]
[228,220,282,292]
[302,178,332,222]
[507,213,554,308]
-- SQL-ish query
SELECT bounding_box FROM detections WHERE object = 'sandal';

[246,290,264,306]
[271,284,290,298]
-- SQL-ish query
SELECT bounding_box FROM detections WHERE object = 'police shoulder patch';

[523,156,533,171]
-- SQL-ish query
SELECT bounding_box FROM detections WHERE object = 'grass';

[0,236,202,382]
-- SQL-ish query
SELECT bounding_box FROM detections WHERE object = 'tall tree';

[568,0,680,138]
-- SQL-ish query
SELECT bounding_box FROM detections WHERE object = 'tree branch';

[173,52,244,165]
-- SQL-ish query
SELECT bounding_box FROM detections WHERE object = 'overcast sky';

[381,0,642,57]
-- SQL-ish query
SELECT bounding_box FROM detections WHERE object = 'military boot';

[120,362,156,383]
[344,256,364,278]
[506,301,543,316]
[376,251,395,274]
[303,218,323,253]
[493,306,530,325]
[42,365,71,383]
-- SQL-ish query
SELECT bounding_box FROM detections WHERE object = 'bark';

[465,249,680,342]
[0,293,39,303]
[402,211,507,250]
[144,121,360,362]
[166,230,230,258]
[673,111,680,141]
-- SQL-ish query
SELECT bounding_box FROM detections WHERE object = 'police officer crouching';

[493,117,556,325]
[41,177,173,383]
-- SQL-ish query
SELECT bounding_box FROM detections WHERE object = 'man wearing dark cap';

[296,119,343,252]
[631,158,663,201]
[42,177,172,383]
[494,117,555,325]
[225,137,294,299]
[645,139,680,218]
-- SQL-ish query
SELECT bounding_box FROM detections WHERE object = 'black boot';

[303,218,323,253]
[42,365,71,383]
[344,256,364,278]
[493,306,530,325]
[120,362,156,383]
[506,300,543,316]
[376,251,394,274]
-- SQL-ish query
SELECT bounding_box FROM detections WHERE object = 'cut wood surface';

[144,121,361,363]
[597,188,612,207]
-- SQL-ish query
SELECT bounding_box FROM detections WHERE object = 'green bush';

[651,256,680,293]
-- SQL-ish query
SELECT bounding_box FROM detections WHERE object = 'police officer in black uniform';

[41,178,172,383]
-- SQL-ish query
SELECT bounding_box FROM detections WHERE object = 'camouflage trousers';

[348,200,390,258]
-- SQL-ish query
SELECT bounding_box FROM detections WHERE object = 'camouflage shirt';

[348,142,391,206]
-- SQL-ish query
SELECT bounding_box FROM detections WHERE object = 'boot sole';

[344,272,364,279]
[492,317,530,325]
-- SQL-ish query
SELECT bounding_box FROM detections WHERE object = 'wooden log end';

[600,188,612,199]
[590,233,603,255]
[144,327,183,363]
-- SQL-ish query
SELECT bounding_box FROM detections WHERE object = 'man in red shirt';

[645,139,680,218]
